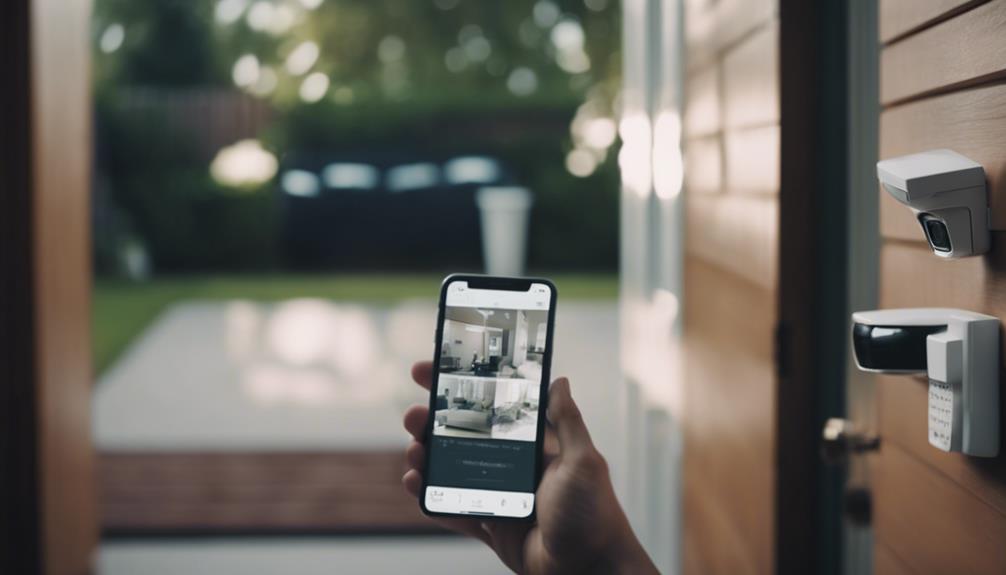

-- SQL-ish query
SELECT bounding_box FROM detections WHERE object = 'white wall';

[526,314,548,352]
[512,311,528,367]
[443,320,484,365]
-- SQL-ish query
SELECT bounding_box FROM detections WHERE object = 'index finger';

[411,361,434,391]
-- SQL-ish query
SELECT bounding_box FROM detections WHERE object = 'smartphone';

[421,274,557,520]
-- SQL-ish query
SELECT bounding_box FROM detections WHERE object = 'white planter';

[476,186,533,277]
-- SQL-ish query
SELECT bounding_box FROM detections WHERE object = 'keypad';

[928,379,954,451]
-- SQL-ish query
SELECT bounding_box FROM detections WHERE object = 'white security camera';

[852,308,999,457]
[877,149,989,258]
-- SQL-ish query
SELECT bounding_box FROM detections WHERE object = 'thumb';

[547,377,595,455]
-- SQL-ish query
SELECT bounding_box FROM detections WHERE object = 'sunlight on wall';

[684,136,721,194]
[684,68,720,136]
[622,289,683,416]
[653,111,684,199]
[618,113,652,198]
[724,125,780,193]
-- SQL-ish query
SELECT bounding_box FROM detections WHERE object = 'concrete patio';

[94,298,620,574]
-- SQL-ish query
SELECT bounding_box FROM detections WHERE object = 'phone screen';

[422,276,555,518]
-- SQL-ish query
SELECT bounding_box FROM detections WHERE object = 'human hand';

[402,361,658,575]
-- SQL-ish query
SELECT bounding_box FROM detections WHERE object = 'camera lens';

[920,215,952,252]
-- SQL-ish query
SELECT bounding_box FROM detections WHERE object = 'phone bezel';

[419,273,557,522]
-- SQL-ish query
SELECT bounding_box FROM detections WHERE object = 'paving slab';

[94,299,621,456]
[99,537,507,575]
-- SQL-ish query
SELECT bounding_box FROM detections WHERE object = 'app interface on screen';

[425,281,551,517]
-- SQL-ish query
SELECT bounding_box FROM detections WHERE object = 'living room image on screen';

[490,378,539,442]
[433,306,548,442]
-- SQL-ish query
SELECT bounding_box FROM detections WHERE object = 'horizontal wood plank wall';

[722,22,779,129]
[874,544,914,575]
[880,83,1006,238]
[879,0,989,43]
[881,0,1006,105]
[685,0,774,72]
[723,126,779,195]
[684,135,722,194]
[876,1,1006,573]
[682,0,779,572]
[682,259,776,574]
[874,444,1006,574]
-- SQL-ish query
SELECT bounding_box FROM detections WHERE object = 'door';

[1,0,97,573]
[680,0,853,573]
[847,1,1006,573]
[680,0,785,573]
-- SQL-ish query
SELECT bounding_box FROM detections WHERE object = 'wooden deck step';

[99,451,447,536]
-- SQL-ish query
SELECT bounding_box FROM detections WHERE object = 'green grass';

[93,273,618,374]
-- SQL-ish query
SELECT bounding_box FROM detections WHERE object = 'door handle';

[821,417,881,466]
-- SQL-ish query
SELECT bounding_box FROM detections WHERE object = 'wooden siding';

[682,0,780,572]
[875,1,1006,572]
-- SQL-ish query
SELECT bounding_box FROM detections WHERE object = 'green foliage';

[94,0,621,102]
[523,148,620,269]
[93,0,222,88]
[92,0,622,274]
[96,96,279,272]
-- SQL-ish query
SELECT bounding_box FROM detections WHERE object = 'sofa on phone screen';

[435,409,493,433]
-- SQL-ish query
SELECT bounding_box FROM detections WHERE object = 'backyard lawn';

[93,273,618,374]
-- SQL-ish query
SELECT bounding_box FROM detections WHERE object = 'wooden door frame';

[1,0,97,573]
[778,0,850,573]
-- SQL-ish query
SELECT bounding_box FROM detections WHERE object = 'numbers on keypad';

[928,379,954,451]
